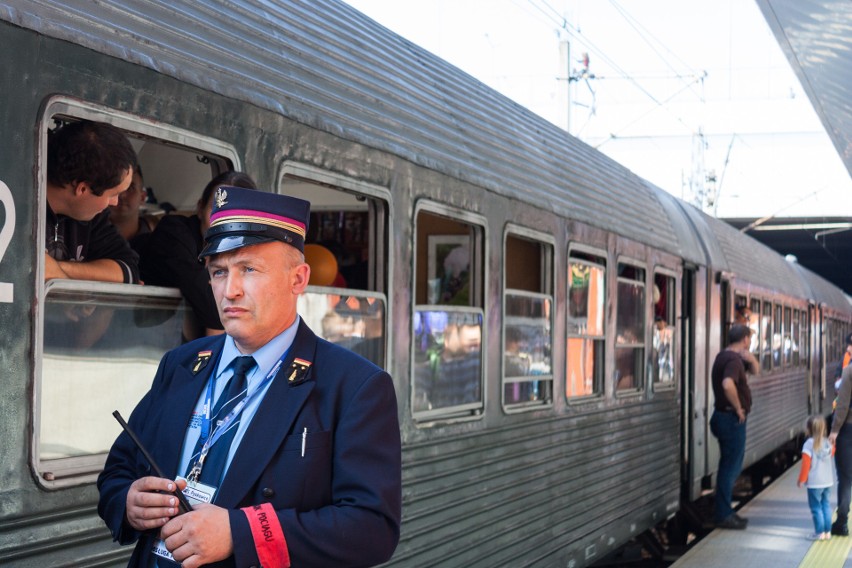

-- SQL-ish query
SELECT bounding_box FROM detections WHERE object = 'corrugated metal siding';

[0,0,691,258]
[392,397,679,567]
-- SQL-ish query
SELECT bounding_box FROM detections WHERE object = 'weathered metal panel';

[0,0,685,256]
[392,398,680,567]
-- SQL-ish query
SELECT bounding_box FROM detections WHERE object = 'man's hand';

[736,407,746,424]
[44,253,68,280]
[125,477,186,531]
[161,503,234,568]
[830,432,839,445]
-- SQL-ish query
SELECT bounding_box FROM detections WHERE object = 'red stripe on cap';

[242,503,290,568]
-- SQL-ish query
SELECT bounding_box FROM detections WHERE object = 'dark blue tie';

[187,355,255,491]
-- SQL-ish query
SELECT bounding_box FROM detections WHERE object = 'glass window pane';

[298,292,385,367]
[41,285,187,462]
[616,279,645,345]
[568,264,605,336]
[504,293,552,406]
[566,337,604,397]
[653,323,675,384]
[762,302,772,371]
[749,298,761,355]
[413,309,483,414]
[615,347,644,391]
[773,305,782,367]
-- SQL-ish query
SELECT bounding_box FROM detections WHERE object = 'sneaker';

[716,515,747,530]
[831,521,849,536]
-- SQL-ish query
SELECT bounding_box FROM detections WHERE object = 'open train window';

[502,227,553,411]
[652,271,676,387]
[36,99,238,486]
[279,166,389,369]
[615,262,646,393]
[567,248,606,399]
[412,204,485,422]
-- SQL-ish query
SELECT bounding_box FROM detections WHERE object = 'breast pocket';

[259,429,333,510]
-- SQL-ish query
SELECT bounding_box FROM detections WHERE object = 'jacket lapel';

[216,321,318,506]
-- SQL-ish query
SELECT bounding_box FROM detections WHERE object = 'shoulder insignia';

[214,187,228,209]
[192,350,213,374]
[288,358,313,385]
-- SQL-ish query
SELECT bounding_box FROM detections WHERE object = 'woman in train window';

[139,171,257,341]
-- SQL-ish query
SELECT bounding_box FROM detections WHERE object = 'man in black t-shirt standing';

[710,323,759,529]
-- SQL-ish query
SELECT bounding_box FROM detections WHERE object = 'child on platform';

[797,415,836,540]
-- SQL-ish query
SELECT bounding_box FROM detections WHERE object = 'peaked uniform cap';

[199,186,311,258]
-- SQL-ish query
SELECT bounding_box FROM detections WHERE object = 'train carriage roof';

[792,262,852,315]
[0,0,708,264]
[705,210,812,299]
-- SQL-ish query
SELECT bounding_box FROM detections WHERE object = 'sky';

[343,0,852,219]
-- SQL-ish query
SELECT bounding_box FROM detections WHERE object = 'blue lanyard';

[188,351,288,483]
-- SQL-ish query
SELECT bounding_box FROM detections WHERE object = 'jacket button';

[262,487,275,498]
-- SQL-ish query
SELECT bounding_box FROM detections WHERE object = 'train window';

[40,282,187,471]
[279,169,390,368]
[615,262,646,393]
[774,304,783,367]
[412,207,485,421]
[800,310,809,365]
[567,250,606,399]
[762,302,773,371]
[502,230,553,410]
[783,307,792,367]
[791,309,800,366]
[749,298,761,357]
[37,101,239,485]
[652,272,676,386]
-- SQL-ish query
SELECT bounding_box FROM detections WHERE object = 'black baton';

[112,410,193,514]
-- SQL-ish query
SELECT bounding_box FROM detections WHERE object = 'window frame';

[566,244,608,402]
[410,200,487,425]
[651,268,678,390]
[614,257,647,396]
[34,97,241,487]
[501,224,554,413]
[277,162,392,369]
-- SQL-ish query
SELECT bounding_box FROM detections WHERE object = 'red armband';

[242,502,290,568]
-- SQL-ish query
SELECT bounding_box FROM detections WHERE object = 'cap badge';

[214,187,228,209]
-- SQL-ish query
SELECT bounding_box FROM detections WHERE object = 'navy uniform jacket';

[97,320,402,567]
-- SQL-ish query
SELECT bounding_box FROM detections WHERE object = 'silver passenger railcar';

[0,1,849,566]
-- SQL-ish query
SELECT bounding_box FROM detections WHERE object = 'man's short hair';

[47,120,137,196]
[728,323,752,346]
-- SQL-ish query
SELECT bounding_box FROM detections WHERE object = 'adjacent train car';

[0,1,849,566]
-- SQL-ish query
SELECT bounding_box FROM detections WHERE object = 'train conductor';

[98,186,402,568]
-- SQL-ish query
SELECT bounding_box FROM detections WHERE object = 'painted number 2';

[0,181,15,303]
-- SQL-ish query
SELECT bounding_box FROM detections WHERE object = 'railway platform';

[672,466,852,568]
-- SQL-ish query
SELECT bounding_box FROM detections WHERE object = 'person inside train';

[45,119,140,283]
[108,165,160,253]
[709,323,758,530]
[139,171,257,341]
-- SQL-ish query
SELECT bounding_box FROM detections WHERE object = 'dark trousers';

[836,422,852,525]
[710,410,747,522]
